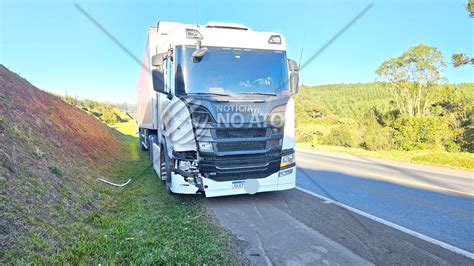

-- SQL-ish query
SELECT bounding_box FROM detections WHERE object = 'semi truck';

[136,21,299,197]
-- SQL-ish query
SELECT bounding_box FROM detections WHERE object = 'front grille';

[199,151,282,182]
[217,164,269,173]
[203,151,280,161]
[198,123,284,181]
[270,139,281,147]
[215,128,267,139]
[209,173,272,182]
[216,141,266,152]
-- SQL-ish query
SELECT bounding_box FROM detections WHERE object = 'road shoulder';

[207,189,474,265]
[206,193,371,265]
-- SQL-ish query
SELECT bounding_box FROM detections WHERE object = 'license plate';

[232,181,245,189]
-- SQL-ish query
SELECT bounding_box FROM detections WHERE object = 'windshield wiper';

[186,92,231,97]
[237,92,278,96]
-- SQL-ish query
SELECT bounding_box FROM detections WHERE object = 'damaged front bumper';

[168,165,296,197]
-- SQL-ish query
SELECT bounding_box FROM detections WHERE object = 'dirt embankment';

[0,65,121,259]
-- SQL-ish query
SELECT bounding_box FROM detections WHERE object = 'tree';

[466,0,474,17]
[452,53,474,67]
[376,44,446,117]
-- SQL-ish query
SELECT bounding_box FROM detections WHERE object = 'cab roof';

[150,21,287,55]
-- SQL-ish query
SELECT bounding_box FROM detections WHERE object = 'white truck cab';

[137,21,299,197]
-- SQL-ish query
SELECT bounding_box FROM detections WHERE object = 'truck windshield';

[175,46,289,96]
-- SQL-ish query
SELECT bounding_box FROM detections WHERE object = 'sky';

[1,0,473,103]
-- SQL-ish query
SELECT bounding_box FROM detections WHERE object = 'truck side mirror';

[152,54,164,68]
[192,40,208,62]
[288,59,299,94]
[152,69,166,93]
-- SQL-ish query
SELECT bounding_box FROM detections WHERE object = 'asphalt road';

[205,149,474,265]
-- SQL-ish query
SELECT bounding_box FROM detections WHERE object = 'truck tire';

[160,145,173,194]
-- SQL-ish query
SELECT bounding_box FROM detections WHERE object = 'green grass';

[297,143,474,170]
[7,120,237,264]
[48,165,64,177]
[65,121,237,263]
[109,120,138,138]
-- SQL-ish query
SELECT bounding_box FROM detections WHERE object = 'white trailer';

[137,21,299,197]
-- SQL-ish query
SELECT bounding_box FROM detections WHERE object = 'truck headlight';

[198,142,213,152]
[268,105,286,128]
[178,160,191,170]
[280,153,295,168]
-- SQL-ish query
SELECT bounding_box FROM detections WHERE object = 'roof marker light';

[268,35,281,44]
[186,29,203,39]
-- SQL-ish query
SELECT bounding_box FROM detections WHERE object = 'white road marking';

[296,186,474,260]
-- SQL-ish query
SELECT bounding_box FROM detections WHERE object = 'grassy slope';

[295,83,474,170]
[14,120,237,264]
[1,65,121,262]
[65,122,239,264]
